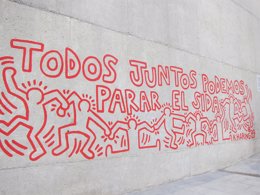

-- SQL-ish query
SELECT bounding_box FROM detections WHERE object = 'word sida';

[192,92,221,113]
[11,39,118,83]
[0,38,256,162]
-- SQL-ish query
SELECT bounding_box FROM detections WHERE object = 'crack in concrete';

[220,169,260,178]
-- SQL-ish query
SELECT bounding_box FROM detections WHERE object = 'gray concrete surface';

[127,152,260,195]
[0,0,260,194]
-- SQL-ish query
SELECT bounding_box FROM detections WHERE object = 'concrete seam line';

[229,0,260,22]
[219,169,260,178]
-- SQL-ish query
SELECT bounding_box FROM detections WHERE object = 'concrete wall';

[0,0,260,194]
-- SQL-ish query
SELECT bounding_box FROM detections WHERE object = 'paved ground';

[127,153,260,195]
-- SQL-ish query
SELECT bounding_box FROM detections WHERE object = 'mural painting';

[0,38,255,161]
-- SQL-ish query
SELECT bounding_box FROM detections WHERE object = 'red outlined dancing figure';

[137,119,161,150]
[153,106,185,150]
[107,115,160,153]
[185,111,210,147]
[52,92,110,159]
[104,119,130,156]
[211,106,225,142]
[0,67,68,160]
[241,90,254,131]
[221,95,241,132]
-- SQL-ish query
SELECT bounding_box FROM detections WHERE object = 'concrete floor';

[127,153,260,195]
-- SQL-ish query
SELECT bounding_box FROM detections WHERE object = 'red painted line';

[1,60,14,65]
[43,125,54,139]
[21,83,27,89]
[141,133,145,143]
[5,140,24,156]
[0,56,13,60]
[120,135,124,148]
[45,133,55,144]
[47,141,55,147]
[76,140,82,154]
[97,146,102,153]
[95,144,100,150]
[68,138,77,157]
[12,140,28,150]
[0,140,13,157]
[1,92,17,109]
[163,140,168,144]
[144,134,149,145]
[27,81,31,87]
[97,152,103,157]
[0,98,12,114]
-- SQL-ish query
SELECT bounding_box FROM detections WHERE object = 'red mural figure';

[240,89,254,131]
[221,95,241,132]
[210,106,225,142]
[0,67,68,160]
[104,120,130,156]
[52,92,110,159]
[137,119,161,150]
[153,105,185,150]
[106,115,161,154]
[185,111,210,147]
[107,115,161,153]
[115,116,161,151]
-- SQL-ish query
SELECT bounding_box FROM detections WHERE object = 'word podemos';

[0,38,255,161]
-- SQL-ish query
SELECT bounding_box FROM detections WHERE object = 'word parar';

[96,85,161,114]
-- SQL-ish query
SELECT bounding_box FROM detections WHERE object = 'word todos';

[11,39,118,82]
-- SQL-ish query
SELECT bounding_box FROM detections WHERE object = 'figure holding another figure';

[1,67,68,161]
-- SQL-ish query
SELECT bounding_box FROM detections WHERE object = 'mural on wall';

[0,38,255,161]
